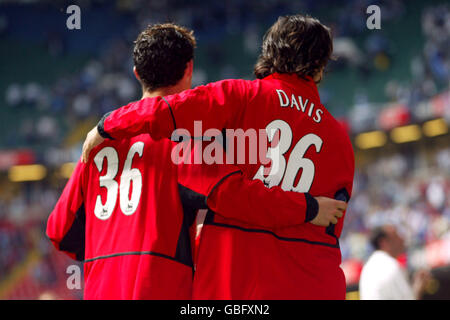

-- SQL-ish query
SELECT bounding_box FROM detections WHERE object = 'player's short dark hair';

[370,226,388,250]
[254,14,333,81]
[133,23,196,91]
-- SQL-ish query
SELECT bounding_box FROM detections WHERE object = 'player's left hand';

[81,126,104,163]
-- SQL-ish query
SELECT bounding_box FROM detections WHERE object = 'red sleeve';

[46,160,86,261]
[178,154,318,229]
[100,79,248,140]
[206,172,318,229]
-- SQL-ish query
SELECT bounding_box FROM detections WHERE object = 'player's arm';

[82,80,247,162]
[101,79,244,140]
[178,161,346,229]
[207,172,346,229]
[46,160,86,261]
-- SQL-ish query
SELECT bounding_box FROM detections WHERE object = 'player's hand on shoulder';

[81,126,105,163]
[310,196,347,227]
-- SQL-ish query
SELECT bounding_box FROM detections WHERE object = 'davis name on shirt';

[276,89,323,123]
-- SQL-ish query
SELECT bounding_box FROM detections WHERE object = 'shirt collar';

[263,72,320,102]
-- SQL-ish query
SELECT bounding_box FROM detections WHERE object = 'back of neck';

[141,83,186,99]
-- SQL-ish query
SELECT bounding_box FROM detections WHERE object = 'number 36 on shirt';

[93,141,144,220]
[254,119,323,193]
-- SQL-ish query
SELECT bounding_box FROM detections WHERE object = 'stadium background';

[0,0,448,300]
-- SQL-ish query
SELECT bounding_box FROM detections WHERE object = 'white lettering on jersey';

[276,89,289,107]
[275,89,323,123]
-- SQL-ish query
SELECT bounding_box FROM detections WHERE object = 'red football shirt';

[47,135,199,299]
[95,73,355,299]
[47,132,317,300]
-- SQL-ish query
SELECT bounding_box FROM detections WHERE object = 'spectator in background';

[359,224,431,300]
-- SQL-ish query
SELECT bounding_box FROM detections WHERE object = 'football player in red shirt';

[81,15,355,300]
[48,22,345,300]
[81,15,354,299]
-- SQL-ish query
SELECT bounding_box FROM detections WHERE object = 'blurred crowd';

[384,3,450,109]
[0,182,58,277]
[3,0,449,150]
[422,5,450,88]
[341,146,450,264]
[0,181,81,299]
[4,40,138,149]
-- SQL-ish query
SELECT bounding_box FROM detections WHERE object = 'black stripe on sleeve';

[304,193,319,223]
[173,184,206,269]
[59,203,86,261]
[178,184,208,211]
[97,111,115,140]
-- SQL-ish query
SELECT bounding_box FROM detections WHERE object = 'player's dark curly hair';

[254,14,333,82]
[133,23,196,91]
